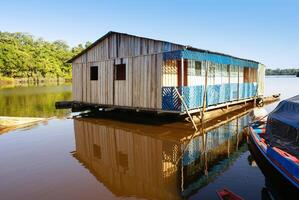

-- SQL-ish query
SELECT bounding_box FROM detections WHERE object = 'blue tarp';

[268,95,299,129]
[163,50,259,68]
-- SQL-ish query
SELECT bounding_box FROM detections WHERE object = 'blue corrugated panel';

[163,50,182,60]
[239,83,245,99]
[162,87,181,111]
[244,82,258,98]
[181,85,203,111]
[162,86,203,111]
[244,83,250,99]
[252,83,257,97]
[207,85,221,106]
[248,83,253,98]
[247,83,251,97]
[219,84,230,103]
[230,83,238,101]
[163,50,259,68]
[249,83,253,97]
[162,83,257,112]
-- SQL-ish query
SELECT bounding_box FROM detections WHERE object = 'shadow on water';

[71,109,251,199]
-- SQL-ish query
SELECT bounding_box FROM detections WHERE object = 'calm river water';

[0,76,298,200]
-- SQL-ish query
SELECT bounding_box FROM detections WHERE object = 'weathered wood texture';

[72,32,172,109]
[72,53,163,109]
[73,33,182,63]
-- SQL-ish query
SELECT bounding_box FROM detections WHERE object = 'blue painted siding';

[230,83,238,101]
[206,85,221,106]
[162,86,203,111]
[162,83,257,112]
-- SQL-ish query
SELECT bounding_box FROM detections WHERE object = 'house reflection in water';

[72,113,249,199]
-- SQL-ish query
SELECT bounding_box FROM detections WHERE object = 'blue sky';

[1,0,298,68]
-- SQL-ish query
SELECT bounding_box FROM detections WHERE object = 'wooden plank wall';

[98,60,114,105]
[114,58,133,107]
[132,53,162,109]
[72,32,169,110]
[73,53,162,109]
[82,63,87,102]
[75,33,183,63]
[72,63,83,101]
[79,61,114,105]
[156,53,163,109]
[72,63,77,101]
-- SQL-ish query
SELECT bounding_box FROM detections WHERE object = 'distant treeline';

[0,31,90,81]
[266,68,299,76]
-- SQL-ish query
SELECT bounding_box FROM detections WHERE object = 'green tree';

[0,31,90,80]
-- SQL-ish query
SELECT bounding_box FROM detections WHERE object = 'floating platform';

[0,116,47,134]
[56,94,280,124]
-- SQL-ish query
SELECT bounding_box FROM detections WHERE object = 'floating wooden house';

[68,31,265,114]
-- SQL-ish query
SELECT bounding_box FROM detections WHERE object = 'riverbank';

[0,76,14,85]
[0,76,71,88]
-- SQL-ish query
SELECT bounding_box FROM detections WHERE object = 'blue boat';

[248,96,299,197]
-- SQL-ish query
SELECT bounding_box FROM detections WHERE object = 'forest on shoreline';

[0,31,90,83]
[1,31,298,85]
[266,68,298,76]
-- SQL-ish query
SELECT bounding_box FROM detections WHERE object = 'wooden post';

[227,138,230,158]
[236,118,239,151]
[181,159,184,192]
[204,132,208,176]
[228,64,231,100]
[174,87,198,131]
[181,58,184,87]
[201,61,208,124]
[237,66,240,100]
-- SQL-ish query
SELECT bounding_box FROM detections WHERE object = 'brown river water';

[0,76,298,200]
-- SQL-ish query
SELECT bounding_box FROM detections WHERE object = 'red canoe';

[217,188,244,200]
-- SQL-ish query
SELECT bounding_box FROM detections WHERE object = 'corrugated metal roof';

[163,50,259,67]
[67,31,260,65]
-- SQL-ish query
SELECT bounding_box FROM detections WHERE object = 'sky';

[1,0,298,68]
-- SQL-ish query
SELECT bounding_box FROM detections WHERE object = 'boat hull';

[247,133,299,198]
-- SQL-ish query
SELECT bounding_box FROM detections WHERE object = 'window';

[244,67,250,83]
[187,60,201,76]
[90,66,98,80]
[115,64,126,80]
[195,61,201,76]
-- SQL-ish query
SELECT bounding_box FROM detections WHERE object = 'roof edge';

[67,31,114,63]
[67,31,261,64]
